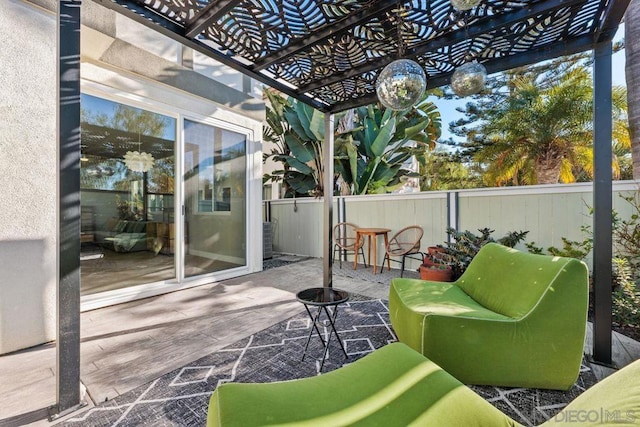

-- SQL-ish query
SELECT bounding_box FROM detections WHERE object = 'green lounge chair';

[206,342,640,426]
[389,242,589,390]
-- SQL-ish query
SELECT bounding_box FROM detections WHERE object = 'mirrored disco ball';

[451,61,487,96]
[376,59,427,111]
[450,0,481,11]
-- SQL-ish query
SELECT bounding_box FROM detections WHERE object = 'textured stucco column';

[0,0,57,354]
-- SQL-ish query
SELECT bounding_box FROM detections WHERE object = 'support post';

[323,114,335,288]
[54,0,84,418]
[592,41,613,365]
[446,191,459,243]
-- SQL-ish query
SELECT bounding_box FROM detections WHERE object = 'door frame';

[79,71,263,312]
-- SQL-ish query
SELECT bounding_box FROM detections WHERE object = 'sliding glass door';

[79,94,251,303]
[183,119,247,277]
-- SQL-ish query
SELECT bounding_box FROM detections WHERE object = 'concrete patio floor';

[0,256,638,426]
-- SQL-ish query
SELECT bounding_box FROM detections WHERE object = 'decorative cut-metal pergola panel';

[98,0,628,112]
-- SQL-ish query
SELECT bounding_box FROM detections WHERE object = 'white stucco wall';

[0,0,265,353]
[0,0,57,354]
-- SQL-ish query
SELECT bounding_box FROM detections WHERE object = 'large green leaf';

[381,107,392,126]
[404,118,431,139]
[346,142,359,194]
[284,108,313,141]
[295,102,324,141]
[296,102,312,131]
[283,156,313,174]
[334,161,350,183]
[387,151,412,166]
[371,162,394,183]
[265,111,284,136]
[286,172,317,195]
[265,90,288,121]
[357,159,380,194]
[370,117,396,158]
[308,107,325,141]
[284,134,315,163]
[363,117,377,158]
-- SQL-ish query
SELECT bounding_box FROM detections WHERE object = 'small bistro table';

[353,227,391,274]
[296,287,350,371]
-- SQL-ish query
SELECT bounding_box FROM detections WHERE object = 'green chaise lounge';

[206,342,640,426]
[389,242,589,390]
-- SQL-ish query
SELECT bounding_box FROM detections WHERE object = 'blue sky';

[435,25,627,143]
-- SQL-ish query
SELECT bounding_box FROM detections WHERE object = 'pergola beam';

[94,0,185,35]
[595,0,632,43]
[327,33,595,113]
[298,0,588,95]
[253,0,399,72]
[91,0,330,112]
[185,0,237,38]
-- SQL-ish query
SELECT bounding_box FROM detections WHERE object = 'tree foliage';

[418,149,482,191]
[448,55,629,186]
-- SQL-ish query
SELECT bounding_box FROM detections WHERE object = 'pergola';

[56,0,630,416]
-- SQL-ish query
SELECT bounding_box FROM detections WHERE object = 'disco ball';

[450,0,481,11]
[451,61,487,96]
[376,59,427,111]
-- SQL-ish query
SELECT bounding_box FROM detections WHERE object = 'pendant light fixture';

[123,132,155,173]
[376,3,426,110]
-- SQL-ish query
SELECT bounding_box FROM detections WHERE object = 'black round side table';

[296,287,350,371]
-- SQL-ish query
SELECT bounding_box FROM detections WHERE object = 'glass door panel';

[183,119,247,277]
[80,94,176,295]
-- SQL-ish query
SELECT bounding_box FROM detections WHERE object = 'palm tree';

[473,68,627,185]
[626,0,640,178]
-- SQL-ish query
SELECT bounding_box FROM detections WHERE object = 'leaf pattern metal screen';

[108,0,627,112]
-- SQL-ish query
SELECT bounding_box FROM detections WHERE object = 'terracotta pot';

[419,262,453,282]
[426,246,446,263]
[427,246,444,256]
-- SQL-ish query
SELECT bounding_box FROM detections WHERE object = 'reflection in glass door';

[183,119,247,277]
[80,94,176,296]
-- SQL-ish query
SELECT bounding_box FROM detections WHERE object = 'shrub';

[433,227,529,280]
[612,258,640,328]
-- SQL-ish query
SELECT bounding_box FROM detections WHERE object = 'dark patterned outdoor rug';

[63,298,596,427]
[333,262,421,284]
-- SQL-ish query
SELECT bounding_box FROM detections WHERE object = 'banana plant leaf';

[278,155,313,175]
[370,117,395,158]
[284,134,315,163]
[285,171,317,194]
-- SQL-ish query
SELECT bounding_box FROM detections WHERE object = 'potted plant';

[419,256,453,282]
[434,227,529,280]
